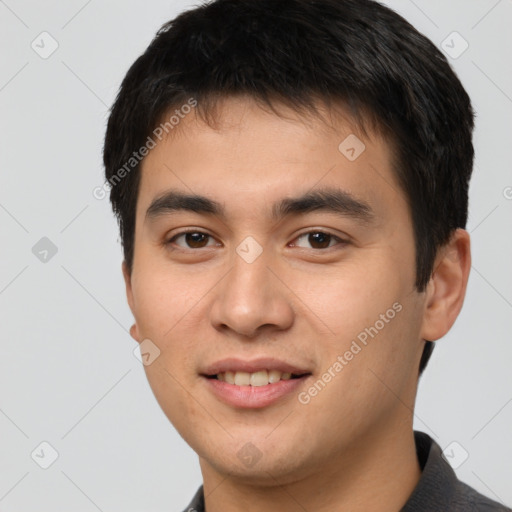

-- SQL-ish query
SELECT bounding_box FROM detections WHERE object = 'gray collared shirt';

[182,431,511,511]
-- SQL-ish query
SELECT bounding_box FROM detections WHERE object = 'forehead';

[137,96,405,224]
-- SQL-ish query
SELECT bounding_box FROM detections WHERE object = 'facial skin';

[123,96,471,512]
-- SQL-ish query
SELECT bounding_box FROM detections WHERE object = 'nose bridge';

[230,247,271,302]
[210,242,294,337]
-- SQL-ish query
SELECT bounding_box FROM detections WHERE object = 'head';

[103,0,473,483]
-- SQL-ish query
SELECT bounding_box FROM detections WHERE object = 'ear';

[420,228,471,342]
[122,261,141,343]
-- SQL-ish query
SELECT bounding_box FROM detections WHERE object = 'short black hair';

[103,0,475,375]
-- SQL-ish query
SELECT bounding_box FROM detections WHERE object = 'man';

[103,0,510,510]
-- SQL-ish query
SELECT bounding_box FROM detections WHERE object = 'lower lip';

[202,375,310,409]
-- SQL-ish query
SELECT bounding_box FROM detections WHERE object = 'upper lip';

[201,357,312,376]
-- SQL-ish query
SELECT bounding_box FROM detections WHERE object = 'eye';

[166,230,220,249]
[290,231,347,250]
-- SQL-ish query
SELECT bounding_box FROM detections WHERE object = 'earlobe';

[420,229,471,342]
[129,323,141,343]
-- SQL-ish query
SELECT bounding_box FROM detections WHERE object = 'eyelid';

[165,228,221,248]
[289,229,349,249]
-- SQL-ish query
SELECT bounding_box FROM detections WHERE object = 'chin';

[197,435,317,486]
[206,454,309,486]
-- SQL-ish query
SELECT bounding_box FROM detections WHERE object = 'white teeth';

[250,370,268,387]
[215,370,298,385]
[268,369,282,383]
[234,371,250,386]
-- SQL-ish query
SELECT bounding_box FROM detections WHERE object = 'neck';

[199,420,422,512]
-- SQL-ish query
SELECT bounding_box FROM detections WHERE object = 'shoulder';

[451,479,511,512]
[402,431,511,512]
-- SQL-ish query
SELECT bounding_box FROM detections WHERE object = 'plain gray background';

[1,0,511,510]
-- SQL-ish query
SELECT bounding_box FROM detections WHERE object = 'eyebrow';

[145,188,375,224]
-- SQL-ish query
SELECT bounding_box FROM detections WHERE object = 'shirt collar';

[399,430,458,511]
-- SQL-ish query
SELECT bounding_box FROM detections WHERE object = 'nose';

[209,247,295,339]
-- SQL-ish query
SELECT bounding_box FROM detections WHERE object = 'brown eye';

[184,232,209,248]
[308,232,332,249]
[292,231,345,250]
[167,231,218,249]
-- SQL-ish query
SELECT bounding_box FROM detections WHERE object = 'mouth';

[201,370,312,409]
[200,357,313,408]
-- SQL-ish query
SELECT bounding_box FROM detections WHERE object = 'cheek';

[131,265,202,336]
[141,360,206,450]
[291,253,406,340]
[291,250,421,389]
[130,268,203,428]
[130,266,209,383]
[299,300,423,437]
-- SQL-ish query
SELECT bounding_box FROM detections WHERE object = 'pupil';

[186,233,207,248]
[309,232,330,249]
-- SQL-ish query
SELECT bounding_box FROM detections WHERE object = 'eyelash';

[165,229,348,251]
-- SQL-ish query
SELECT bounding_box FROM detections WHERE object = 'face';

[124,96,429,485]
